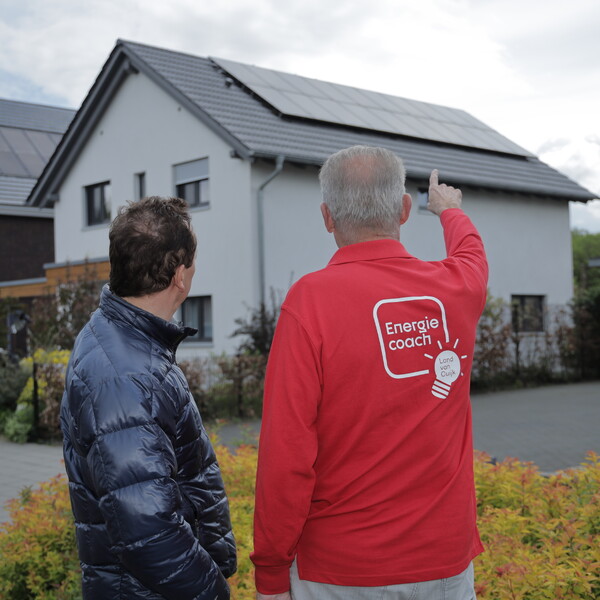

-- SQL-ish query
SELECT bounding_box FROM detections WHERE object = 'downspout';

[257,155,285,306]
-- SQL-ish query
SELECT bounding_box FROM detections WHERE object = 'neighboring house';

[26,40,595,356]
[0,99,76,300]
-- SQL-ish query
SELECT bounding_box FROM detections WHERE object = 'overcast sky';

[1,0,599,231]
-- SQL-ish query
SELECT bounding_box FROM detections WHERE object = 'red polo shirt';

[252,209,488,593]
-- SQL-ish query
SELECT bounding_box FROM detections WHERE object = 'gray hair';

[319,146,406,237]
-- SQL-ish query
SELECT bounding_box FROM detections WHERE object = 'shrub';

[180,354,266,420]
[474,451,600,599]
[215,354,266,419]
[472,293,512,390]
[29,262,102,352]
[3,350,70,443]
[0,475,80,600]
[472,292,589,391]
[230,289,282,357]
[3,403,34,444]
[2,446,599,599]
[214,442,258,600]
[179,356,222,419]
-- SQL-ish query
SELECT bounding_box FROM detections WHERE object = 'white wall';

[54,71,256,356]
[403,184,573,307]
[259,172,573,309]
[462,189,573,306]
[258,162,337,297]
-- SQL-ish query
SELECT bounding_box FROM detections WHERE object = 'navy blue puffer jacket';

[61,286,236,599]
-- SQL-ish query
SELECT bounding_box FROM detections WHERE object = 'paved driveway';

[471,381,599,473]
[1,381,598,523]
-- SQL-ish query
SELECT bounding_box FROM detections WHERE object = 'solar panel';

[25,130,59,161]
[0,127,46,177]
[211,57,532,157]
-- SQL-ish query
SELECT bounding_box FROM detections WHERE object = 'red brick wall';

[0,215,54,282]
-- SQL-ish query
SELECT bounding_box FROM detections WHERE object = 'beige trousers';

[290,560,476,600]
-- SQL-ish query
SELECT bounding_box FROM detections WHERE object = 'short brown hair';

[109,196,197,297]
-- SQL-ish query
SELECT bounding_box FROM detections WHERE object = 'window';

[85,182,111,226]
[181,296,213,342]
[511,295,545,333]
[174,158,209,208]
[135,172,146,200]
[417,188,433,215]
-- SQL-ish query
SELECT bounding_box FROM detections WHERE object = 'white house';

[27,40,595,356]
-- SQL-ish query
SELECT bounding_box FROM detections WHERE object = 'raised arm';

[426,169,488,308]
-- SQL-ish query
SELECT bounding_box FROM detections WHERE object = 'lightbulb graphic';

[431,350,461,399]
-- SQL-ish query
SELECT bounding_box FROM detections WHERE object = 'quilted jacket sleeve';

[75,373,230,600]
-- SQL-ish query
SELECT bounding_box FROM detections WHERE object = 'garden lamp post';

[6,310,31,361]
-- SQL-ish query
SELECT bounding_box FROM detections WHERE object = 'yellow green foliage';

[1,447,599,599]
[474,450,600,599]
[215,443,258,600]
[3,349,71,443]
[17,350,70,405]
[0,475,80,600]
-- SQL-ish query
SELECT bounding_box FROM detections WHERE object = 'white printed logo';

[373,296,467,397]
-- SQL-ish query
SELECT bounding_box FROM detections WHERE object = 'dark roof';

[0,98,75,133]
[28,40,596,207]
[0,99,75,205]
[0,176,38,205]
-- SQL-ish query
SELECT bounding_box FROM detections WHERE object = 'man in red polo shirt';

[251,145,488,600]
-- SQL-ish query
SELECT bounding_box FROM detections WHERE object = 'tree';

[572,228,600,290]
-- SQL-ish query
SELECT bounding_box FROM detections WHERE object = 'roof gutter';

[257,155,285,306]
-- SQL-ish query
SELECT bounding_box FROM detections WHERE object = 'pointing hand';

[428,169,462,216]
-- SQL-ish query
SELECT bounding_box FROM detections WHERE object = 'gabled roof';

[0,98,75,205]
[28,40,595,207]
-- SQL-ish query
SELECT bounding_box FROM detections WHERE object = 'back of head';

[109,196,197,297]
[319,146,406,239]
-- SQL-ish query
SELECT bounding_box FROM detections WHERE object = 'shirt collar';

[328,239,413,266]
[99,284,197,350]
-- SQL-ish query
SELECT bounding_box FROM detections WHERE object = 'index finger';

[429,169,439,187]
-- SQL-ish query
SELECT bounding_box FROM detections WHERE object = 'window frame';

[511,294,545,334]
[84,181,111,227]
[174,158,209,209]
[181,295,213,343]
[135,171,146,200]
[416,188,434,215]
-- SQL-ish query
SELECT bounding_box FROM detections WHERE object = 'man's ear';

[173,264,187,292]
[400,194,412,225]
[321,202,335,233]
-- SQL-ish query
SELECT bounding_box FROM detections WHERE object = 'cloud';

[538,135,600,197]
[586,134,600,146]
[570,200,600,233]
[0,0,530,110]
[536,138,570,155]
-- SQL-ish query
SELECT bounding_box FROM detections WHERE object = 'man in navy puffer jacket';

[61,196,236,599]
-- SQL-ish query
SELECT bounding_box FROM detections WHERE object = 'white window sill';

[188,204,211,213]
[181,340,214,347]
[82,222,111,231]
